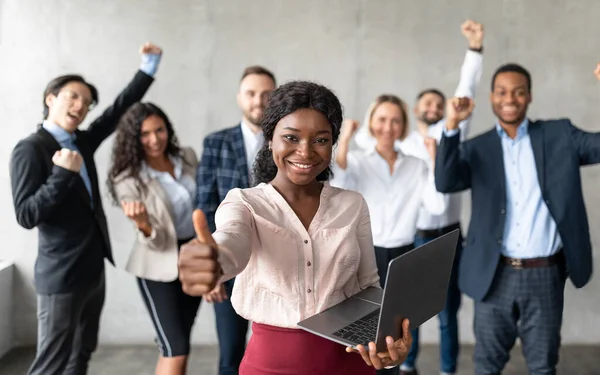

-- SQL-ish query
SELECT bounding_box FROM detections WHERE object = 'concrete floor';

[0,345,598,374]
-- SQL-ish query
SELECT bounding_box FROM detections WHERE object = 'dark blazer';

[10,70,154,294]
[435,119,600,301]
[196,124,250,233]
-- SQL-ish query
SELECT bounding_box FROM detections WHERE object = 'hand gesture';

[179,209,222,296]
[446,97,475,126]
[461,20,484,49]
[346,319,412,370]
[594,62,600,81]
[424,137,437,161]
[203,283,228,303]
[52,148,83,172]
[121,201,150,228]
[340,119,360,143]
[139,42,162,56]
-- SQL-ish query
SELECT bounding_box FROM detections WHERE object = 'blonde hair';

[363,94,410,141]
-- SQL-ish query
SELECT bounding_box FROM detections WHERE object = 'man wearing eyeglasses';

[9,42,162,375]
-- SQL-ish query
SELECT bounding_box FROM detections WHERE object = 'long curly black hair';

[252,81,343,185]
[107,102,181,203]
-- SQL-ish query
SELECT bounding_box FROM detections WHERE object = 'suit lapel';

[229,124,250,187]
[487,130,507,200]
[38,128,92,207]
[527,120,545,192]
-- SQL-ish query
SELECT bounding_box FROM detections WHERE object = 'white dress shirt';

[330,146,448,248]
[143,156,196,240]
[240,120,265,178]
[399,49,483,230]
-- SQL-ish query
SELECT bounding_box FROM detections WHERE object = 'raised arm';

[86,43,162,152]
[435,97,474,193]
[11,141,82,229]
[571,63,600,165]
[196,136,221,233]
[453,20,484,140]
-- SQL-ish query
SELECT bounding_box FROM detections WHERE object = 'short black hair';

[240,65,277,86]
[252,81,343,185]
[43,75,99,119]
[416,88,446,103]
[491,63,532,92]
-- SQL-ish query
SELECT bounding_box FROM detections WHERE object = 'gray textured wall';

[1,0,599,346]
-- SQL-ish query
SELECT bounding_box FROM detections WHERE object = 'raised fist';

[340,119,360,142]
[121,201,150,228]
[461,20,484,49]
[446,97,475,125]
[52,148,83,172]
[139,42,162,55]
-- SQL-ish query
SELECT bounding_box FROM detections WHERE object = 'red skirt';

[240,322,375,375]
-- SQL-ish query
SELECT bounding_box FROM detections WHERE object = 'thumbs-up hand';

[179,209,222,296]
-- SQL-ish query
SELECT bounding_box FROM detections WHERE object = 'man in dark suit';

[434,62,600,374]
[196,65,276,375]
[10,42,162,375]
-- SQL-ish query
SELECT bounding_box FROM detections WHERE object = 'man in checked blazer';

[435,62,600,375]
[196,65,277,375]
[10,43,162,375]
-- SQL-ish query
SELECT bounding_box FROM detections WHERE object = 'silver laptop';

[297,230,459,352]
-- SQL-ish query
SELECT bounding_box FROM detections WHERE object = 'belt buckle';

[510,258,523,269]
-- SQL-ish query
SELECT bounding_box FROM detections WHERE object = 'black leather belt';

[416,222,461,239]
[501,251,564,269]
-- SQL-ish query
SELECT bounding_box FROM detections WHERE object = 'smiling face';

[270,108,333,187]
[370,101,405,149]
[414,92,445,125]
[45,81,94,132]
[491,71,531,127]
[140,114,169,160]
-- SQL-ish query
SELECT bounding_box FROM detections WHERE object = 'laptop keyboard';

[332,309,380,346]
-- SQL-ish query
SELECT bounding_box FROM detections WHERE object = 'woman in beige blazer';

[107,102,200,375]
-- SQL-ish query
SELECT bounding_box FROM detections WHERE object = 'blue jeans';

[402,232,463,373]
[214,278,249,375]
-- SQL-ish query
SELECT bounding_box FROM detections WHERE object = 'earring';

[268,145,272,151]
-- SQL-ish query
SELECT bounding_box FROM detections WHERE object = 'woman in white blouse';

[176,81,412,374]
[331,95,448,303]
[107,102,200,375]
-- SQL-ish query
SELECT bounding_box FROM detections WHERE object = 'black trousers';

[28,273,105,375]
[373,244,414,375]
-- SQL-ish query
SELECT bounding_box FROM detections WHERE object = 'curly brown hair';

[107,102,181,203]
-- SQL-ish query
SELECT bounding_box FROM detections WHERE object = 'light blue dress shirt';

[444,120,562,258]
[42,120,93,204]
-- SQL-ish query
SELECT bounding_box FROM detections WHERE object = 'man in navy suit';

[196,66,276,375]
[435,62,600,374]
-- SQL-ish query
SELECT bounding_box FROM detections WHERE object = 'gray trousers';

[28,273,105,375]
[474,263,566,375]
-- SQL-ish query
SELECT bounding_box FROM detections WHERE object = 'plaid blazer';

[196,124,250,232]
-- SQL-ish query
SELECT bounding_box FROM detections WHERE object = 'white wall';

[1,0,600,347]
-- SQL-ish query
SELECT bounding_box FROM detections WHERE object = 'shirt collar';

[42,120,76,143]
[495,118,529,141]
[142,155,183,180]
[241,120,263,140]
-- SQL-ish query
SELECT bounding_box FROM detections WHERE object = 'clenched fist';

[121,201,150,228]
[52,148,83,172]
[461,20,484,49]
[140,42,162,55]
[179,209,223,296]
[340,119,360,143]
[445,97,475,129]
[594,62,600,81]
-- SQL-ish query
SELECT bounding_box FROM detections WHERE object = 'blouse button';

[307,261,312,267]
[307,288,312,293]
[304,240,309,244]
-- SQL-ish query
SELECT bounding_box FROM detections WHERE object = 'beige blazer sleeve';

[112,146,198,282]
